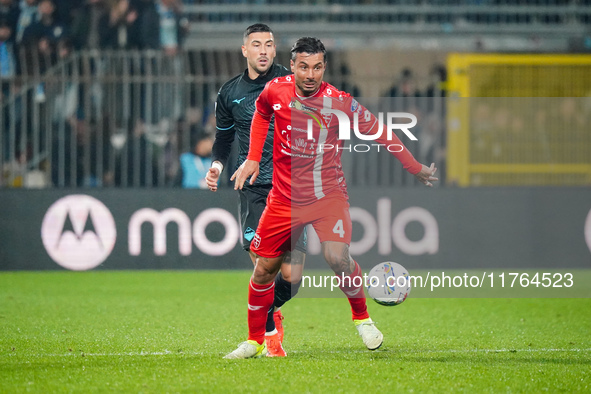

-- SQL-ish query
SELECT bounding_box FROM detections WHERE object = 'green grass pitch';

[1,271,589,393]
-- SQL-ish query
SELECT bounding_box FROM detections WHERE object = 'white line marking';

[4,348,589,358]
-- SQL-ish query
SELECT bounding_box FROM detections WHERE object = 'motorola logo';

[41,195,117,271]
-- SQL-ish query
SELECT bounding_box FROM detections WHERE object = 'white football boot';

[354,318,384,350]
[223,340,267,359]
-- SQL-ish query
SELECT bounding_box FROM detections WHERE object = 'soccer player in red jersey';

[224,37,438,359]
[206,24,304,357]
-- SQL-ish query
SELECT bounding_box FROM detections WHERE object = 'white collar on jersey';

[294,83,323,99]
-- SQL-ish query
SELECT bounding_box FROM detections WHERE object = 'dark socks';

[264,272,302,333]
[274,271,301,308]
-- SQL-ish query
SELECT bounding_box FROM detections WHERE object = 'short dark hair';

[243,23,273,41]
[290,37,326,62]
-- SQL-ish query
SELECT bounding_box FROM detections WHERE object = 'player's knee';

[288,267,304,284]
[323,248,342,269]
[322,243,352,275]
[252,267,276,285]
[280,264,292,283]
[252,256,282,284]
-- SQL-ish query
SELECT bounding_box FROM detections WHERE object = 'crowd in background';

[0,0,199,188]
[0,0,188,80]
[1,0,450,189]
[180,0,576,4]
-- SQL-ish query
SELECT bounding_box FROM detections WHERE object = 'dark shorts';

[238,185,307,254]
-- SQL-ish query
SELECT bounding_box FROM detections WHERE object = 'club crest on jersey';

[252,233,261,249]
[321,112,333,127]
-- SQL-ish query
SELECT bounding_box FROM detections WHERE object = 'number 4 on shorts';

[333,219,345,238]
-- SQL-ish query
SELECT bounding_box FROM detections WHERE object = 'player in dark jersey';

[225,37,438,359]
[205,24,305,358]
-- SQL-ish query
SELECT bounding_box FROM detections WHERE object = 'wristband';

[211,161,223,174]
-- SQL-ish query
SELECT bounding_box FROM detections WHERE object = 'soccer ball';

[366,262,411,306]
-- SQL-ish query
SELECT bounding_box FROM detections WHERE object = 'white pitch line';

[3,348,590,358]
[409,348,591,354]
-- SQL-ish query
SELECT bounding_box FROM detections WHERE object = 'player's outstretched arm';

[414,163,438,187]
[231,159,260,190]
[353,99,434,183]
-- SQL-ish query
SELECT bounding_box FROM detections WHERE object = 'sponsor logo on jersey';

[290,99,329,131]
[293,138,307,150]
[351,98,362,114]
[289,99,317,113]
[233,97,246,104]
[244,227,255,241]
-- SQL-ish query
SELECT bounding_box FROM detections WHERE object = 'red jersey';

[247,76,422,205]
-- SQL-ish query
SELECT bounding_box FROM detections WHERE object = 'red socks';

[247,262,368,344]
[247,279,275,345]
[338,261,370,321]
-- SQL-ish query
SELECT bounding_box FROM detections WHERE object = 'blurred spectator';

[425,64,447,98]
[135,0,158,49]
[109,118,159,187]
[69,0,109,50]
[139,0,187,53]
[53,0,81,26]
[51,114,111,187]
[101,0,141,49]
[16,0,39,44]
[21,0,67,49]
[51,38,78,123]
[156,0,187,56]
[135,0,188,139]
[0,19,16,80]
[69,0,111,123]
[0,0,19,42]
[174,130,212,188]
[387,67,421,98]
[339,63,361,97]
[21,0,66,102]
[1,19,16,160]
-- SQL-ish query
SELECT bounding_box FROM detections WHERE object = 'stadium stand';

[1,0,590,188]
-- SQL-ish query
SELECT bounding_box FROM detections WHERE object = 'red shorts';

[251,191,352,258]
